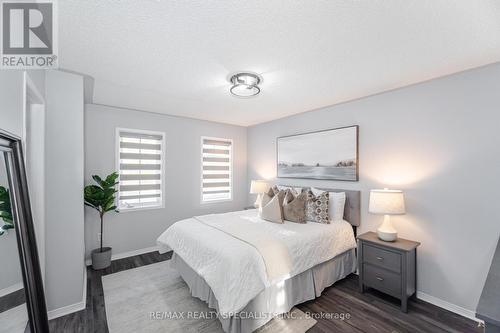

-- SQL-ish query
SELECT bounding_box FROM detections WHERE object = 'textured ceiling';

[59,1,500,126]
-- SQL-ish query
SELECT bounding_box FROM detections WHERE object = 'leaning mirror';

[0,131,48,333]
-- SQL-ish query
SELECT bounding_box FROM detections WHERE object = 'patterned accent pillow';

[306,190,330,224]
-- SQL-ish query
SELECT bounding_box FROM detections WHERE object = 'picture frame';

[276,125,359,181]
[0,129,49,332]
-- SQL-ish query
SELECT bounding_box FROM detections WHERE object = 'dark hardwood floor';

[297,279,482,333]
[0,288,25,313]
[49,252,482,333]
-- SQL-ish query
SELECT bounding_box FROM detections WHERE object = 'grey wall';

[247,63,500,313]
[25,70,47,285]
[25,103,46,283]
[84,104,247,258]
[0,71,24,136]
[44,70,85,311]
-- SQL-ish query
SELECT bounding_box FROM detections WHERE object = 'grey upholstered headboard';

[278,185,361,227]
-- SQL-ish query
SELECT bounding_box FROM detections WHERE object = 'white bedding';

[157,209,356,315]
[196,214,293,283]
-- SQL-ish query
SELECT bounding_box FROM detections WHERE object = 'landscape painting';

[277,126,358,181]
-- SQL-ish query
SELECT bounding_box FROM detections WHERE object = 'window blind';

[118,129,164,210]
[202,137,232,202]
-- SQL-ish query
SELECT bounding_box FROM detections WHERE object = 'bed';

[157,187,360,333]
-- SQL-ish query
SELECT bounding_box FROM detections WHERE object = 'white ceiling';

[59,1,500,126]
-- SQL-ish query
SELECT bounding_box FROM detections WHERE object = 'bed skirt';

[171,249,356,333]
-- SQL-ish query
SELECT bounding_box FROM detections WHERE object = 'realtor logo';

[1,0,58,69]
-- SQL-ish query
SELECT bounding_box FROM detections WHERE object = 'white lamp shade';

[369,189,406,215]
[250,180,269,194]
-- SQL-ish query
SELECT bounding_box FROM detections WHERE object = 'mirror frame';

[0,130,49,332]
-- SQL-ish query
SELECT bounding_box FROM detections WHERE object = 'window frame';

[115,127,166,213]
[200,136,233,204]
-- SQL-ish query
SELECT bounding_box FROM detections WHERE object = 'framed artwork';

[277,125,358,181]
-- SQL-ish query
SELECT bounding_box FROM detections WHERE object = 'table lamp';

[250,180,269,208]
[369,189,406,242]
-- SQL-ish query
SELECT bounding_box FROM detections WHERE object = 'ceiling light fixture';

[229,72,262,97]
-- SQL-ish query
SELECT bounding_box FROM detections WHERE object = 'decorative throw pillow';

[271,185,280,196]
[259,193,284,224]
[283,191,307,223]
[306,190,330,224]
[265,186,275,198]
[260,193,273,208]
[310,188,346,222]
[275,189,286,216]
[283,189,296,205]
[266,186,286,212]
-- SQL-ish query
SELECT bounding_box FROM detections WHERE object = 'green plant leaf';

[92,175,104,187]
[83,172,119,244]
[104,172,119,187]
[0,186,13,226]
[0,211,13,222]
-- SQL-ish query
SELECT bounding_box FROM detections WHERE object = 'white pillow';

[277,185,303,194]
[329,192,346,222]
[310,188,346,222]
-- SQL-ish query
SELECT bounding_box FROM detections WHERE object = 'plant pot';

[91,247,112,270]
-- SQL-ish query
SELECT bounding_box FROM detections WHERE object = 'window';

[117,128,165,211]
[201,137,232,203]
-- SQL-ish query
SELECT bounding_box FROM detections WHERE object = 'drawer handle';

[376,277,384,281]
[376,256,384,261]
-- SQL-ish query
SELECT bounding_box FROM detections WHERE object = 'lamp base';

[377,229,397,242]
[254,193,263,208]
[377,215,397,242]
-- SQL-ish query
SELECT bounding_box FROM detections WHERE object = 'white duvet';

[157,209,356,315]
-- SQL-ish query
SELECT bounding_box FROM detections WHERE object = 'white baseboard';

[416,291,481,323]
[48,299,86,320]
[0,282,23,298]
[85,246,160,266]
[82,262,87,310]
[47,267,87,320]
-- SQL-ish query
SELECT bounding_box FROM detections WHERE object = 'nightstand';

[357,231,420,312]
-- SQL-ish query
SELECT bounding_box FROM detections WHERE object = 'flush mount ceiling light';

[229,72,262,97]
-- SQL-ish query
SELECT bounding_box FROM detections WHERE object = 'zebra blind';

[201,137,232,202]
[117,129,164,210]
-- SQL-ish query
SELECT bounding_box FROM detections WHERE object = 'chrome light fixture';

[229,72,262,97]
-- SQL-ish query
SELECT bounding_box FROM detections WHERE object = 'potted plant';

[84,172,119,270]
[0,186,13,236]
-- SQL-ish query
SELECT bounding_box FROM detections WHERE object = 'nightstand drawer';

[363,243,401,273]
[363,264,401,298]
